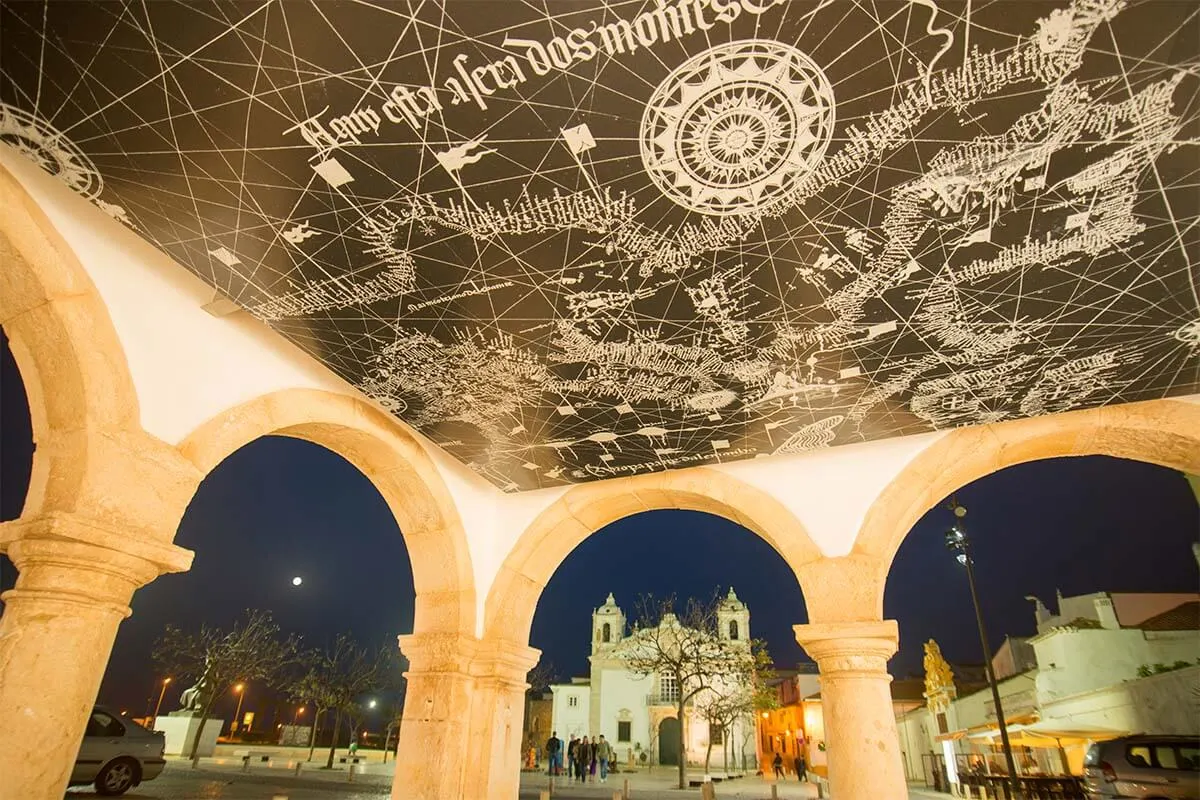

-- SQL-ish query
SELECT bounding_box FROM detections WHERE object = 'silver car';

[69,707,166,796]
[1084,735,1200,800]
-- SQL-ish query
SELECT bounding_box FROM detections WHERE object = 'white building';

[897,590,1200,782]
[550,590,757,771]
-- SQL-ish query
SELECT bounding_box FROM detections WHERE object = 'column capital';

[793,620,898,676]
[397,631,479,674]
[0,512,193,615]
[471,638,542,685]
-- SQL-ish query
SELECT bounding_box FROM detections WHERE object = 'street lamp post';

[153,678,172,722]
[944,500,1021,799]
[231,683,246,737]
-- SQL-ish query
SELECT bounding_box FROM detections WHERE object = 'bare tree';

[697,654,774,774]
[619,595,758,789]
[153,609,299,760]
[286,634,394,769]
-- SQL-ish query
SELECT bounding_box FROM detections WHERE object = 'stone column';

[392,633,480,800]
[0,514,192,800]
[794,620,907,800]
[460,640,541,800]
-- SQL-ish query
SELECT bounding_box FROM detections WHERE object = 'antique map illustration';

[1,0,1196,490]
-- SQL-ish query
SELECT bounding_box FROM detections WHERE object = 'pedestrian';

[596,734,612,782]
[545,731,561,776]
[795,753,806,781]
[772,752,784,780]
[576,736,591,782]
[567,735,578,780]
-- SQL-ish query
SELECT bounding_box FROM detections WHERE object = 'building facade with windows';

[896,589,1200,784]
[549,590,757,770]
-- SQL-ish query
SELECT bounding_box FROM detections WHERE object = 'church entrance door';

[658,717,680,766]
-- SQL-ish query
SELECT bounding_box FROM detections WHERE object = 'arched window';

[729,620,739,640]
[602,622,611,642]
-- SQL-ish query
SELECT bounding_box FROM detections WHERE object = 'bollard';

[771,783,779,800]
[347,763,355,783]
[624,777,631,799]
[294,762,303,776]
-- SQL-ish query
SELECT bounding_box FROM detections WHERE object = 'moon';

[291,576,303,587]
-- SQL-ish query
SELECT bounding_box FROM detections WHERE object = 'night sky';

[2,332,1198,718]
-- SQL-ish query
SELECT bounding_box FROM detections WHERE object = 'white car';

[69,707,167,796]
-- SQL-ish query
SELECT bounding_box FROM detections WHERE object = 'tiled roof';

[1138,601,1200,631]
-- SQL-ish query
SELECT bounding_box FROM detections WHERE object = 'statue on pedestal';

[177,659,212,714]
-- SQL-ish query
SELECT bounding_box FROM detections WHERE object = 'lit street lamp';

[231,683,246,737]
[944,499,1020,798]
[153,677,172,721]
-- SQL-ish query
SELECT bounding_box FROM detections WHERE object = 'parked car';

[69,706,166,796]
[1084,735,1200,800]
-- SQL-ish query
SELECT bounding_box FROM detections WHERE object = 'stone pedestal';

[0,515,191,800]
[153,713,222,756]
[794,620,907,800]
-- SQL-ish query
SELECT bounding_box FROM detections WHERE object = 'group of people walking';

[772,751,808,781]
[544,731,614,783]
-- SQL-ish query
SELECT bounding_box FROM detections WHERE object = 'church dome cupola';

[592,592,626,654]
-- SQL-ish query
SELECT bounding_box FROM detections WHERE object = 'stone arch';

[0,163,199,536]
[177,388,476,636]
[483,467,823,646]
[855,398,1200,616]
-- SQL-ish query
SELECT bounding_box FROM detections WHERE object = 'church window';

[660,674,679,703]
[617,721,631,742]
[602,622,611,642]
[568,695,578,708]
[709,723,723,745]
[729,620,739,640]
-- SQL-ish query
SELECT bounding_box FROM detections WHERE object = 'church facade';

[549,590,758,770]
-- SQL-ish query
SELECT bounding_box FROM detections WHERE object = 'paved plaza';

[63,760,829,800]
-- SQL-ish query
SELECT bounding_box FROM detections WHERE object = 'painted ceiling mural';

[0,1,1196,491]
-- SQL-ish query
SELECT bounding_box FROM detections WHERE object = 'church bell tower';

[592,592,625,655]
[718,587,750,645]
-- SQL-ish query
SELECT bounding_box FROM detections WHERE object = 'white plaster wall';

[550,685,591,741]
[711,431,945,557]
[1040,665,1200,737]
[896,708,934,781]
[595,667,653,755]
[1032,628,1200,703]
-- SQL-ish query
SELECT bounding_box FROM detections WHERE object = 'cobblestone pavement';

[63,762,822,799]
[65,763,391,799]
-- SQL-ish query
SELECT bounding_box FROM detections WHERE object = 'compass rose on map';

[639,39,835,216]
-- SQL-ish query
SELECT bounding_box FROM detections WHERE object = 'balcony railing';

[645,694,683,706]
